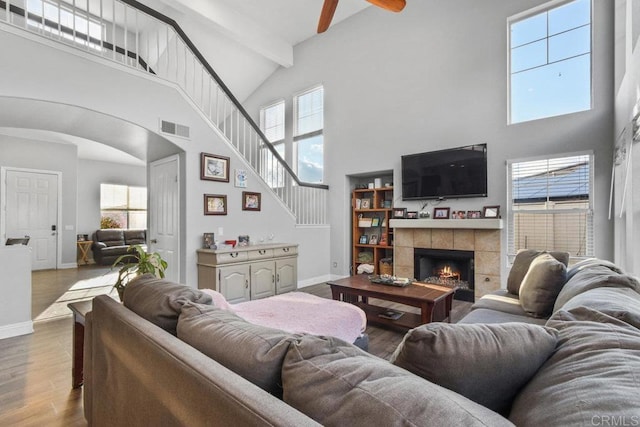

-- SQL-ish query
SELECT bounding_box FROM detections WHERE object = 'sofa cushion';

[507,250,569,295]
[471,290,526,317]
[565,257,623,281]
[123,274,212,335]
[518,253,567,318]
[282,335,514,427]
[458,308,548,325]
[390,323,557,415]
[124,229,146,245]
[177,303,296,397]
[553,264,640,312]
[560,287,640,329]
[509,307,640,426]
[95,229,125,246]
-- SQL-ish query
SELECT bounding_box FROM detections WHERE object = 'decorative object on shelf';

[360,198,371,209]
[358,215,373,227]
[234,169,247,187]
[359,235,369,244]
[201,153,230,182]
[406,211,418,219]
[482,205,500,218]
[367,183,374,189]
[374,178,382,188]
[371,217,381,227]
[433,207,451,219]
[452,210,466,219]
[393,208,407,219]
[204,194,227,215]
[379,234,388,245]
[203,233,215,249]
[355,198,362,209]
[383,200,393,208]
[112,245,168,300]
[379,257,393,275]
[238,235,250,246]
[419,210,430,218]
[357,251,374,263]
[242,191,261,211]
[77,234,89,241]
[370,234,379,245]
[467,210,482,219]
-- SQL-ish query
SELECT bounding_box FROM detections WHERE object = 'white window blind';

[507,153,594,260]
[260,100,285,143]
[100,184,147,229]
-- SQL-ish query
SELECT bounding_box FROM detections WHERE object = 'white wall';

[243,0,616,278]
[0,27,330,286]
[613,0,640,276]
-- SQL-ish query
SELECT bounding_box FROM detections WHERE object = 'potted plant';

[112,245,168,300]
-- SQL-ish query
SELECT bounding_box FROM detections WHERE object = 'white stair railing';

[0,0,328,225]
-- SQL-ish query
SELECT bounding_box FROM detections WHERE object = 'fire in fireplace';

[414,249,475,302]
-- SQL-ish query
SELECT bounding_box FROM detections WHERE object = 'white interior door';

[149,155,180,282]
[4,169,58,270]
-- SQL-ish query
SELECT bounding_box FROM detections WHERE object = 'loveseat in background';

[90,229,146,265]
[83,257,640,426]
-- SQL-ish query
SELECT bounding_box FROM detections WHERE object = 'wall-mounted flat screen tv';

[401,143,488,200]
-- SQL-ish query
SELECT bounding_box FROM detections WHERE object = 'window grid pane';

[295,87,324,136]
[260,101,285,143]
[100,183,147,230]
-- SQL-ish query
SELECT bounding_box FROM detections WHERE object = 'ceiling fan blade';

[366,0,406,13]
[318,0,339,33]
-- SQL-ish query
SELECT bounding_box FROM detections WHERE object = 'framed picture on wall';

[204,194,227,215]
[201,153,230,182]
[242,192,261,211]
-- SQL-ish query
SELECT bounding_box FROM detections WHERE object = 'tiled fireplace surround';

[393,226,502,300]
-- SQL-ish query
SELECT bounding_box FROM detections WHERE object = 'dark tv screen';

[401,144,487,200]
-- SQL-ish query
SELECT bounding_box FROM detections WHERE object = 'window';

[509,0,591,123]
[100,184,147,229]
[507,153,594,260]
[260,100,285,143]
[294,85,324,183]
[259,100,285,188]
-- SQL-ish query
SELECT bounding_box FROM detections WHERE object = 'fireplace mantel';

[390,219,503,229]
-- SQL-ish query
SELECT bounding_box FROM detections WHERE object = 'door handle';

[150,239,158,244]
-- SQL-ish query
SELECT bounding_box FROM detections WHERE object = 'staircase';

[0,0,328,225]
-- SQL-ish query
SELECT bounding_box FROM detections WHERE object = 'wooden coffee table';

[327,275,455,330]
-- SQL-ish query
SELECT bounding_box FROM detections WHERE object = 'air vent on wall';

[160,119,190,139]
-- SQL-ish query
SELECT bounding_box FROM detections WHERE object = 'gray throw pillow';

[518,253,567,318]
[123,274,212,335]
[507,250,569,295]
[282,335,514,426]
[390,322,557,415]
[177,302,296,397]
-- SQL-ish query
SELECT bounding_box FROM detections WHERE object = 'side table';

[76,240,93,265]
[67,300,92,388]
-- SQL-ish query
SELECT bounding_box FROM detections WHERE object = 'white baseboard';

[59,262,78,269]
[297,273,350,289]
[0,321,33,340]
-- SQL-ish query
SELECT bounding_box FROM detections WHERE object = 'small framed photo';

[203,233,215,249]
[238,235,250,246]
[393,208,407,219]
[242,191,261,211]
[360,198,371,209]
[369,234,379,245]
[201,153,230,182]
[467,210,482,219]
[483,205,500,218]
[359,235,369,244]
[433,207,451,219]
[235,169,248,188]
[452,210,466,219]
[204,194,227,215]
[371,217,381,227]
[406,211,418,219]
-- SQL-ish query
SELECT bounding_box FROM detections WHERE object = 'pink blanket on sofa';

[200,289,367,343]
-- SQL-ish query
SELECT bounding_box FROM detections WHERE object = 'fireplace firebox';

[414,248,475,302]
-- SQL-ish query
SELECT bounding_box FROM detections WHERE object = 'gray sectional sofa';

[83,255,640,426]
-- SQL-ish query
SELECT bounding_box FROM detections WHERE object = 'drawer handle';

[259,250,266,255]
[283,247,290,253]
[230,252,239,258]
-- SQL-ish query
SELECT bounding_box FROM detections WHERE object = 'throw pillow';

[519,253,567,318]
[390,322,557,415]
[507,249,569,295]
[177,302,296,397]
[123,274,212,335]
[282,335,513,426]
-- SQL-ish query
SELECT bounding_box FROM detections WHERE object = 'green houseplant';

[112,245,168,300]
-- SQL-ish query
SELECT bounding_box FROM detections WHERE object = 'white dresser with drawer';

[197,243,298,303]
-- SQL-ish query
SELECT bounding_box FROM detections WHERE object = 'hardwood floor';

[0,268,471,426]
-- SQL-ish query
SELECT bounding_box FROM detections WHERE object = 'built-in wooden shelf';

[389,219,504,229]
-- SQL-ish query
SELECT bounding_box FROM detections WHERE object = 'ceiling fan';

[317,0,406,33]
